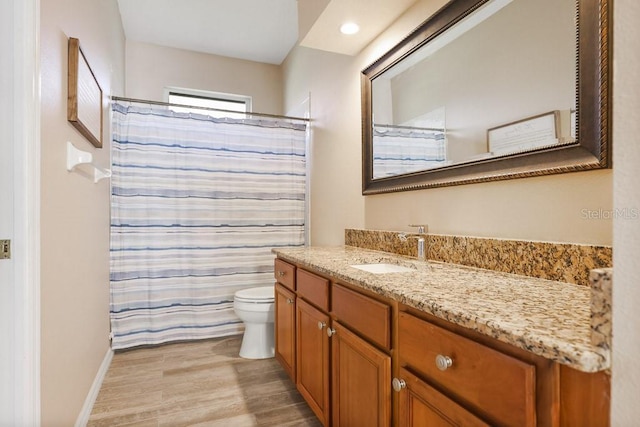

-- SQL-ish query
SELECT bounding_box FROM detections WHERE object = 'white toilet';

[233,286,275,359]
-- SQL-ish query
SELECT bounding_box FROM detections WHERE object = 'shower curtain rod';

[111,96,310,122]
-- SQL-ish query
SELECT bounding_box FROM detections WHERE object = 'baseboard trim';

[75,348,113,427]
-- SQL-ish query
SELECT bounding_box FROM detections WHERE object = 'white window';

[164,87,252,119]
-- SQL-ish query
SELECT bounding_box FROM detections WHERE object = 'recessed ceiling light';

[340,22,360,35]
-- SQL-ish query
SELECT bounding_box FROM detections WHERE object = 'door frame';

[1,0,41,424]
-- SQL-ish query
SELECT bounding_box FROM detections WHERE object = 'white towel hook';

[66,141,112,183]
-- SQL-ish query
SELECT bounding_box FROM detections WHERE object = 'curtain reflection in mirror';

[372,124,447,178]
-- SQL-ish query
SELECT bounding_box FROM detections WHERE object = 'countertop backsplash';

[345,228,612,287]
[590,268,613,353]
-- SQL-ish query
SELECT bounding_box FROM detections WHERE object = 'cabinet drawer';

[274,259,296,291]
[332,284,391,350]
[297,269,329,311]
[398,312,536,427]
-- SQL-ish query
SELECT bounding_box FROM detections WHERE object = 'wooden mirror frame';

[361,0,610,194]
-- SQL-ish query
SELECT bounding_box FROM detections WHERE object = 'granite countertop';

[273,245,610,373]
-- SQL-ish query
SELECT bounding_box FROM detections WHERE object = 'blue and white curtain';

[372,124,446,178]
[110,102,307,349]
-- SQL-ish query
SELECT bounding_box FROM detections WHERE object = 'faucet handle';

[409,224,428,234]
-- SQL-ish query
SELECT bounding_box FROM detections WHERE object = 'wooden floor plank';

[88,335,321,427]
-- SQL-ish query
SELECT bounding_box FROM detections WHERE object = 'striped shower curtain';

[110,102,307,350]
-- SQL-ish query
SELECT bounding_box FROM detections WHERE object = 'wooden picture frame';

[487,111,560,155]
[67,37,103,148]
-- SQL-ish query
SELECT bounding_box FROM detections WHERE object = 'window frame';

[163,86,253,116]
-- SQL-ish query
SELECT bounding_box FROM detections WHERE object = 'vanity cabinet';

[273,257,610,427]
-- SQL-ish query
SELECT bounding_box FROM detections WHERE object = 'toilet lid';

[235,286,274,302]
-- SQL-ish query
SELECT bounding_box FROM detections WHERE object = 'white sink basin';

[350,263,415,274]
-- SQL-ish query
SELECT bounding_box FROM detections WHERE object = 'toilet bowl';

[233,286,275,359]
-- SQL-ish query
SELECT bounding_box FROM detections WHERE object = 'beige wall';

[40,0,125,424]
[282,47,366,245]
[612,0,640,423]
[283,0,612,246]
[125,41,284,115]
[365,169,612,244]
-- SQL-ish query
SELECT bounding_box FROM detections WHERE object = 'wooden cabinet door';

[296,298,330,426]
[330,321,391,427]
[275,283,296,381]
[396,367,490,427]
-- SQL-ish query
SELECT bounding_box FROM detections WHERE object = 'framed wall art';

[67,37,103,148]
[488,111,561,156]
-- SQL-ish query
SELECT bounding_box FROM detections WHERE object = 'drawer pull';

[317,321,326,330]
[286,298,294,304]
[278,271,286,277]
[327,327,336,337]
[435,354,453,371]
[392,378,406,392]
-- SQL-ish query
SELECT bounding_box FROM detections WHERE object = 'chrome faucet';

[416,237,426,261]
[398,224,429,262]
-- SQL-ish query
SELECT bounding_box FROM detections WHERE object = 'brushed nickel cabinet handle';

[327,327,336,337]
[278,271,285,277]
[435,354,453,371]
[317,321,326,330]
[286,298,294,304]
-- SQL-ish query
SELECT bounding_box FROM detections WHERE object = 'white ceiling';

[117,0,299,65]
[299,0,420,56]
[117,0,419,65]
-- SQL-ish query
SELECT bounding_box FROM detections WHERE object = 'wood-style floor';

[87,335,322,427]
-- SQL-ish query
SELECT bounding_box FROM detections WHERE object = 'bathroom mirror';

[361,0,610,194]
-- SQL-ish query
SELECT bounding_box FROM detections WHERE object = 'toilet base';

[239,321,275,359]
